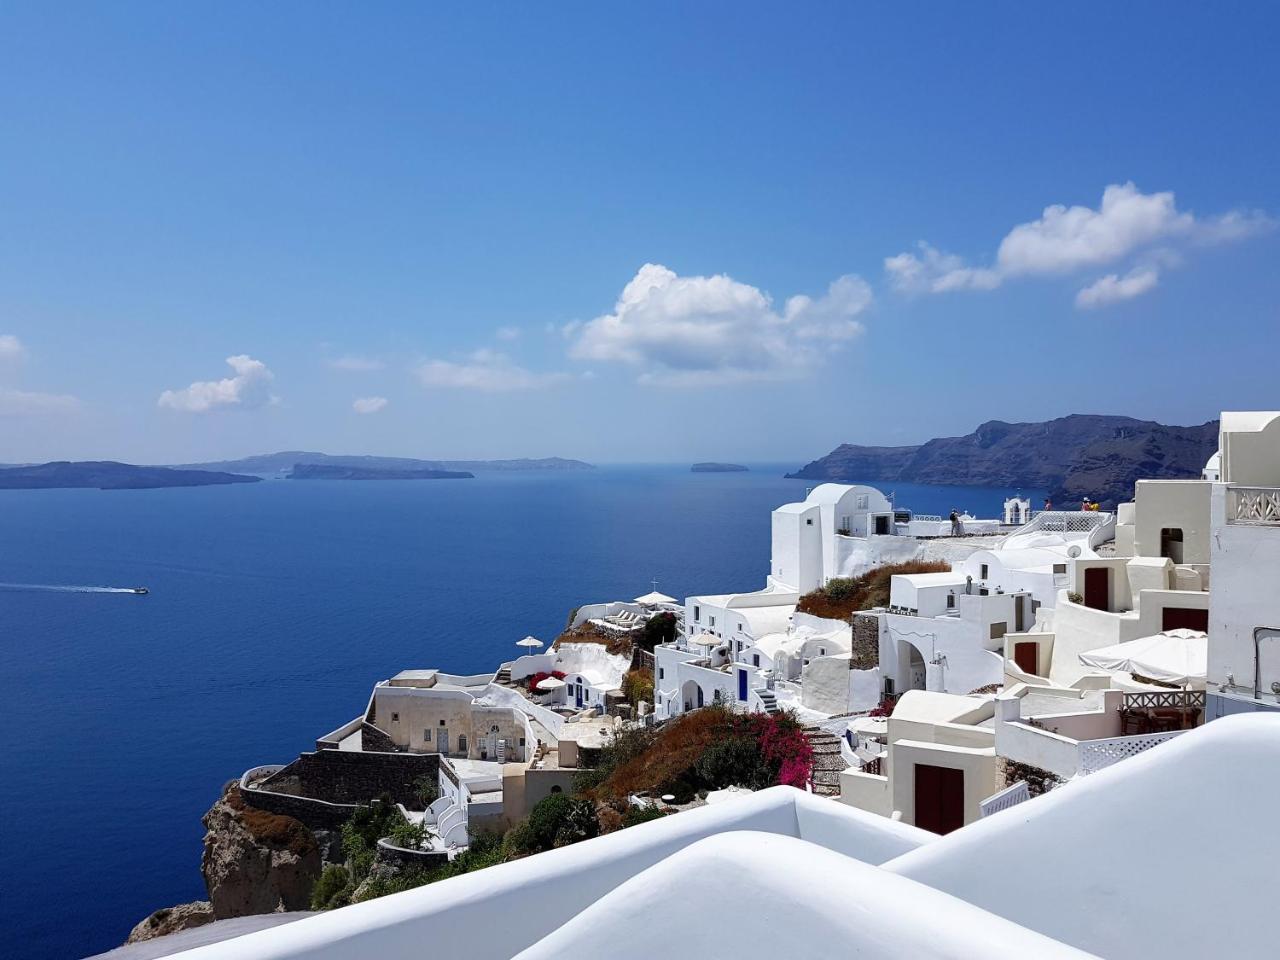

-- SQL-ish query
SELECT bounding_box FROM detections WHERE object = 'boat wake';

[0,583,143,594]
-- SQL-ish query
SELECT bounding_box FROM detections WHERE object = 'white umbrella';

[535,676,566,691]
[1078,629,1207,686]
[516,636,544,649]
[634,590,677,605]
[689,633,720,647]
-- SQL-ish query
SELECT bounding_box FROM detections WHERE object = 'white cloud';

[0,334,25,362]
[328,355,385,372]
[495,326,521,341]
[885,182,1272,300]
[352,396,388,414]
[158,355,276,413]
[1075,266,1160,310]
[415,349,567,392]
[0,388,79,415]
[567,264,872,386]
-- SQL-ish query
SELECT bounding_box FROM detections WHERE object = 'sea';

[0,465,1038,958]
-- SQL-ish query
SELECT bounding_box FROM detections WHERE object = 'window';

[458,734,468,753]
[1160,528,1185,564]
[736,622,742,631]
[980,564,989,580]
[946,592,956,609]
[1053,563,1067,574]
[551,785,562,794]
[806,518,814,526]
[819,647,825,656]
[391,712,399,723]
[423,729,431,741]
[709,616,716,627]
[990,622,1007,641]
[658,667,664,680]
[519,737,526,747]
[856,495,868,509]
[439,719,445,726]
[694,606,701,620]
[753,654,760,667]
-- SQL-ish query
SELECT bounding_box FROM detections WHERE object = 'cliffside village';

[182,408,1280,960]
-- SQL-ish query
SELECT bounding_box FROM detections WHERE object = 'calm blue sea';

[0,466,1035,958]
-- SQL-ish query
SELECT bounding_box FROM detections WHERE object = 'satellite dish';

[1067,545,1082,559]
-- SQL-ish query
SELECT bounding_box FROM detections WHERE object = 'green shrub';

[693,736,774,790]
[622,805,669,828]
[387,818,432,851]
[310,864,352,910]
[412,775,439,809]
[639,612,677,652]
[505,793,600,856]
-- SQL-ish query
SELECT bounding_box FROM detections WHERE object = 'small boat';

[131,587,149,595]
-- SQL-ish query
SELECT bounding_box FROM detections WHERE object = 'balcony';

[1228,486,1280,526]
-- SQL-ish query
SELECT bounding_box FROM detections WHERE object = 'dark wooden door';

[1162,607,1209,632]
[914,764,965,834]
[1013,641,1039,675]
[1083,567,1109,610]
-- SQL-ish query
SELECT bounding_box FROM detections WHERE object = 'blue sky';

[1,2,1277,464]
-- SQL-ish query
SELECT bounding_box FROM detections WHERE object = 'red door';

[1162,607,1209,632]
[1013,641,1038,675]
[1083,567,1109,611]
[914,764,965,834]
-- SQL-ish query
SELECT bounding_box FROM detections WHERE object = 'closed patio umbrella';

[1078,629,1207,686]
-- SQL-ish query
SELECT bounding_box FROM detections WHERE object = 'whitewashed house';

[1206,411,1280,718]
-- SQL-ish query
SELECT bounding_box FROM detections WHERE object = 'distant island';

[287,463,474,481]
[0,461,260,491]
[691,462,748,473]
[175,452,594,476]
[787,414,1219,508]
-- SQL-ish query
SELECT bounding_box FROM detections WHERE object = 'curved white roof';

[515,832,1089,960]
[805,482,891,507]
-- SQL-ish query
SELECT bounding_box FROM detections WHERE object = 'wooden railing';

[1123,690,1205,711]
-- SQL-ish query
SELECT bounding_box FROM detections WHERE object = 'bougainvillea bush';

[525,670,566,692]
[590,705,815,802]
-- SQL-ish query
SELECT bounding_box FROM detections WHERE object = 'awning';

[1078,629,1207,685]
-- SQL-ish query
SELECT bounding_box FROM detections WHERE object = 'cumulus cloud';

[415,349,567,392]
[352,396,388,414]
[1075,267,1160,309]
[0,388,79,415]
[885,182,1273,302]
[158,355,276,413]
[0,334,25,362]
[567,264,872,386]
[328,355,384,372]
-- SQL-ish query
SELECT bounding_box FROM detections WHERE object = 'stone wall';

[244,750,439,831]
[998,757,1065,797]
[850,613,881,670]
[360,721,399,753]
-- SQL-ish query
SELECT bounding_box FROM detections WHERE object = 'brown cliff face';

[125,901,215,944]
[200,783,321,919]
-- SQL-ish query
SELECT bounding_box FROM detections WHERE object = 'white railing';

[1229,486,1280,525]
[1002,510,1112,542]
[979,780,1029,818]
[1078,730,1186,776]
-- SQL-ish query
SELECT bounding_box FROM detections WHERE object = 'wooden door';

[1013,641,1038,675]
[1083,567,1109,610]
[914,764,965,834]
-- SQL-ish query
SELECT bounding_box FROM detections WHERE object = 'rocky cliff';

[787,414,1219,508]
[127,783,322,944]
[202,783,323,918]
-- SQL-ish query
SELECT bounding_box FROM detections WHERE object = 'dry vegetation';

[225,784,318,857]
[795,560,952,619]
[554,622,632,657]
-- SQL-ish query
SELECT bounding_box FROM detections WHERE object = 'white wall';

[1208,483,1280,706]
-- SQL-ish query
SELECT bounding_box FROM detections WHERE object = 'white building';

[1206,411,1280,718]
[770,483,894,592]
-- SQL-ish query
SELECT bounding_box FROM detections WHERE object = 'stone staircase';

[803,724,845,798]
[495,665,513,687]
[756,689,780,714]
